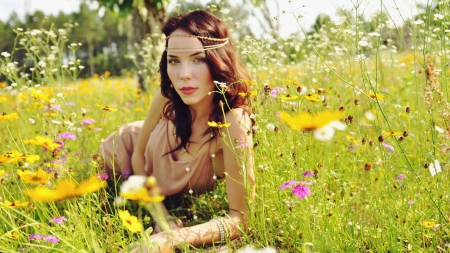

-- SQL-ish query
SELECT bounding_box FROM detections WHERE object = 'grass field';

[0,3,449,253]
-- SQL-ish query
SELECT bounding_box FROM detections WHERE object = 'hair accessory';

[165,34,229,52]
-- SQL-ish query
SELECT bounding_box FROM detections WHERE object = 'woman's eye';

[168,59,179,64]
[194,58,206,63]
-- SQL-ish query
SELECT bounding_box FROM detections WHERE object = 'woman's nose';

[179,62,192,80]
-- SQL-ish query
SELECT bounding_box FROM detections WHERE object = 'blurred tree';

[72,3,106,77]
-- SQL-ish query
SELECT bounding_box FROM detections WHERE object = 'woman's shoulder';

[223,107,252,131]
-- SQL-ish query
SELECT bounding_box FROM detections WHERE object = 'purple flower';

[279,180,300,190]
[348,145,355,150]
[65,101,75,106]
[98,173,109,180]
[302,171,313,178]
[292,185,312,199]
[82,118,96,126]
[29,234,43,241]
[382,142,394,152]
[394,174,405,180]
[57,132,77,140]
[43,235,59,244]
[50,216,67,225]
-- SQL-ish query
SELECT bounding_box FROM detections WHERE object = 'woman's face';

[166,29,215,107]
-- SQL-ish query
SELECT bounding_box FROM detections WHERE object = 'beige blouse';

[99,119,216,196]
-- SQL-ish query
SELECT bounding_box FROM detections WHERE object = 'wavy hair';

[159,10,251,155]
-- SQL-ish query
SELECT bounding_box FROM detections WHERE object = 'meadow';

[0,3,449,253]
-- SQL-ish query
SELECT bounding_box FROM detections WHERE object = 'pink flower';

[50,216,67,225]
[29,234,42,241]
[292,185,312,199]
[382,142,394,152]
[43,235,59,244]
[279,180,300,190]
[57,132,77,140]
[82,118,96,126]
[236,141,251,148]
[394,174,405,180]
[408,200,414,205]
[98,173,109,180]
[302,171,313,178]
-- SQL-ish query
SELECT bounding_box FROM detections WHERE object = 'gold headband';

[165,33,229,52]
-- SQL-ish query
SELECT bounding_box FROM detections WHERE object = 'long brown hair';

[159,10,251,155]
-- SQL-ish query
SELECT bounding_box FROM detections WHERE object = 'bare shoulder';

[224,107,252,130]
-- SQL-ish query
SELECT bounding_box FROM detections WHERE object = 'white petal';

[435,126,445,133]
[120,175,147,193]
[314,125,335,141]
[330,121,347,131]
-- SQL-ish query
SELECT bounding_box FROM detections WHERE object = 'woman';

[99,10,254,252]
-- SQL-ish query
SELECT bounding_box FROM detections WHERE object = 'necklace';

[185,133,217,195]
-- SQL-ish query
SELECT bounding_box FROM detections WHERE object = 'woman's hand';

[154,216,183,234]
[126,233,175,253]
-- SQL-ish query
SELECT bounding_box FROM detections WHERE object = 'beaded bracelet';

[217,217,231,239]
[210,218,225,242]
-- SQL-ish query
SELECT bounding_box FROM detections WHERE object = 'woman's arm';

[131,88,168,175]
[128,108,254,252]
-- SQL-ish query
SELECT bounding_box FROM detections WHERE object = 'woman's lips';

[179,87,197,95]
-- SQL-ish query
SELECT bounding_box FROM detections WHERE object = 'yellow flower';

[118,210,143,233]
[0,112,19,122]
[422,221,436,228]
[120,188,165,203]
[96,103,118,112]
[279,94,298,100]
[345,135,359,144]
[1,200,30,208]
[208,121,231,128]
[25,176,107,202]
[317,87,331,94]
[30,88,50,102]
[279,110,344,131]
[369,91,384,100]
[0,169,5,178]
[0,150,40,164]
[5,231,21,239]
[17,169,52,184]
[383,131,403,138]
[23,136,61,151]
[304,94,322,102]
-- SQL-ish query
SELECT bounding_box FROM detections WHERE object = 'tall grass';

[0,1,449,252]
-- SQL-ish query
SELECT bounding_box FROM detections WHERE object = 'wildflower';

[57,132,77,140]
[292,185,312,199]
[304,93,322,102]
[82,118,96,125]
[422,221,435,228]
[358,40,369,47]
[29,234,43,241]
[6,231,21,239]
[43,235,59,244]
[0,151,40,164]
[1,200,30,208]
[236,141,251,148]
[24,136,61,151]
[364,111,375,121]
[50,216,67,225]
[354,54,366,62]
[429,160,441,176]
[279,111,344,131]
[279,94,298,100]
[302,171,313,177]
[394,174,405,180]
[1,51,11,57]
[17,169,52,184]
[408,200,414,205]
[413,20,424,25]
[313,121,347,141]
[383,131,403,138]
[25,176,107,202]
[118,210,143,233]
[435,126,445,133]
[369,91,384,101]
[382,142,394,153]
[208,121,231,128]
[0,112,19,122]
[279,180,313,199]
[95,103,118,112]
[98,173,109,180]
[29,88,50,102]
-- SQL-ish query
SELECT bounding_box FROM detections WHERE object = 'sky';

[0,0,433,37]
